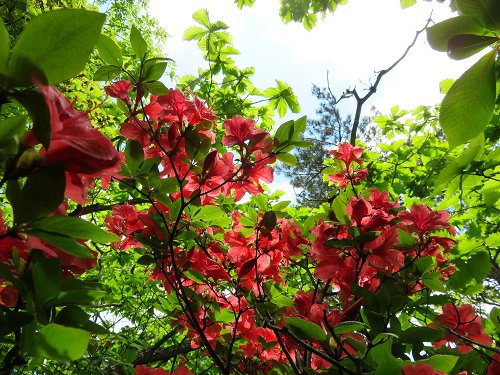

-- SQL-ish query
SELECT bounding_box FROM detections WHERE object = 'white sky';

[148,0,476,203]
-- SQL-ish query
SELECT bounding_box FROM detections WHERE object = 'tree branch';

[344,15,432,145]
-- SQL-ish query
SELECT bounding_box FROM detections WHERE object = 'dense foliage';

[1,1,500,375]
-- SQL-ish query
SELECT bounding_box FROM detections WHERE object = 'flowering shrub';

[0,6,499,375]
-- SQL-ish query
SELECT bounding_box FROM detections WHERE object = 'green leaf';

[440,51,496,149]
[398,327,444,344]
[155,177,181,194]
[371,335,403,375]
[125,140,144,176]
[185,269,207,284]
[447,34,498,60]
[0,261,29,297]
[169,198,182,222]
[261,210,277,231]
[272,201,291,211]
[96,34,123,67]
[93,65,121,81]
[44,289,106,308]
[283,317,326,341]
[0,115,28,149]
[144,61,167,82]
[12,164,65,224]
[145,81,170,95]
[9,9,105,86]
[192,9,211,28]
[0,312,34,337]
[33,258,61,307]
[417,355,459,373]
[276,152,297,166]
[0,18,9,81]
[184,127,201,161]
[26,216,119,243]
[35,324,91,361]
[440,78,455,94]
[332,196,349,225]
[11,90,51,150]
[54,306,108,335]
[422,272,446,292]
[400,0,417,8]
[26,230,93,258]
[183,26,207,41]
[426,16,487,52]
[274,120,294,145]
[333,321,370,334]
[490,307,500,331]
[456,0,500,31]
[466,250,491,283]
[130,25,147,60]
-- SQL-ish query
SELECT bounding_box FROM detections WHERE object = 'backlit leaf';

[440,51,496,149]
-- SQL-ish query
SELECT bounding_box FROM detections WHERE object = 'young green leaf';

[130,25,148,60]
[97,34,123,67]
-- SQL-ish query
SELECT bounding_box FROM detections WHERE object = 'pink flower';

[104,80,133,103]
[398,204,456,236]
[328,142,364,168]
[433,303,492,353]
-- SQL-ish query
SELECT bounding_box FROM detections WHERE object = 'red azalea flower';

[104,80,133,103]
[398,204,456,236]
[346,196,372,227]
[487,353,500,375]
[157,89,197,124]
[328,168,368,189]
[402,363,446,375]
[222,116,260,146]
[328,142,364,168]
[434,303,492,353]
[22,77,121,203]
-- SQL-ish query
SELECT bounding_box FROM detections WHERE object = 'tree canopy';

[1,0,500,375]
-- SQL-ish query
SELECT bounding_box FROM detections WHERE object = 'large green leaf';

[9,9,105,87]
[283,317,326,341]
[35,324,91,361]
[26,230,93,258]
[417,355,459,373]
[10,164,65,224]
[466,250,492,283]
[447,34,498,60]
[33,258,61,307]
[456,0,500,31]
[27,216,119,243]
[427,16,487,52]
[0,115,28,149]
[0,18,9,81]
[440,51,496,149]
[11,90,51,150]
[398,327,444,344]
